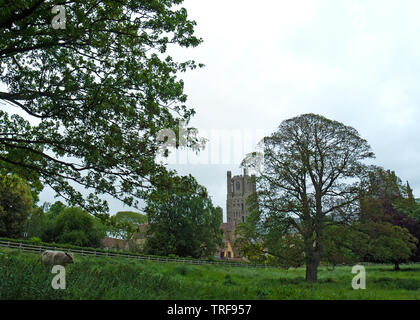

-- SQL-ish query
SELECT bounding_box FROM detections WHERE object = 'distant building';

[217,168,256,260]
[101,223,149,252]
[101,237,129,251]
[130,223,149,251]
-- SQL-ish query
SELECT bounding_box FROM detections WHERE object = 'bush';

[29,237,42,245]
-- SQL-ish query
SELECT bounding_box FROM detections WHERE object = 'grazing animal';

[41,250,74,266]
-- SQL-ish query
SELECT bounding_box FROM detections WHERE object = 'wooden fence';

[0,240,273,269]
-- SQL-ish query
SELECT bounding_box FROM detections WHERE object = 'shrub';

[29,237,42,245]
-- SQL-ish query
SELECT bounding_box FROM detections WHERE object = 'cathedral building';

[218,168,256,260]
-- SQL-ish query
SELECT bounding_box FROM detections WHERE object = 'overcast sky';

[39,0,420,220]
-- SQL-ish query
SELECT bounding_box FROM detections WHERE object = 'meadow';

[0,247,419,300]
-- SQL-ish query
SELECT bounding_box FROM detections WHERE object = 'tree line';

[0,171,223,259]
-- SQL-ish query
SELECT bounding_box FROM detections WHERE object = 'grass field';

[0,247,419,300]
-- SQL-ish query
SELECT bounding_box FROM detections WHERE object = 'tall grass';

[0,248,419,300]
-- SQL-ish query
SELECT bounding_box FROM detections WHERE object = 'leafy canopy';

[107,211,147,240]
[360,167,420,263]
[145,174,223,258]
[52,207,106,247]
[0,173,34,238]
[0,0,203,214]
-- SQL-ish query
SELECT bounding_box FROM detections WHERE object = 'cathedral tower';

[226,168,256,226]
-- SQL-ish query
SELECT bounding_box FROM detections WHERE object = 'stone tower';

[226,168,256,227]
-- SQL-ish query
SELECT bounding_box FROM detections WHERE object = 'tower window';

[242,216,245,223]
[241,203,244,212]
[236,182,240,190]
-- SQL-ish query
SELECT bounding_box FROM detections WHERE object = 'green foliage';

[321,224,369,267]
[108,211,147,241]
[237,228,305,268]
[0,173,33,238]
[0,0,204,215]
[364,168,404,201]
[360,167,419,221]
[234,199,266,263]
[46,201,66,220]
[322,221,417,270]
[395,198,420,222]
[53,207,106,247]
[265,234,305,268]
[28,237,42,245]
[360,167,420,263]
[359,222,417,267]
[23,205,47,239]
[145,174,223,258]
[235,194,306,268]
[0,167,43,203]
[22,201,67,241]
[26,202,109,248]
[30,201,67,242]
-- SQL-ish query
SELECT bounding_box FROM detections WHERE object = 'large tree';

[0,173,33,238]
[0,0,203,214]
[243,113,374,282]
[359,221,417,270]
[360,167,420,265]
[145,174,223,258]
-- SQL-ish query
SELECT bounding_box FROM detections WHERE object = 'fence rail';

[0,240,273,269]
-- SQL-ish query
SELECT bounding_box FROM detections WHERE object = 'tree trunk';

[394,263,400,271]
[305,249,320,283]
